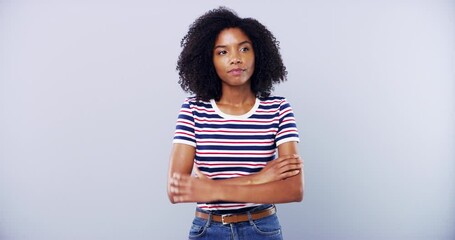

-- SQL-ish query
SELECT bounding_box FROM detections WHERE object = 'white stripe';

[195,160,268,166]
[172,139,196,147]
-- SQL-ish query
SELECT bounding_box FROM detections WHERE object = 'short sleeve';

[172,98,196,147]
[275,98,300,146]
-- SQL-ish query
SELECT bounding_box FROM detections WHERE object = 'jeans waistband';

[196,204,274,215]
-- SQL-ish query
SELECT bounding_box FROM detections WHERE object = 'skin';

[213,28,256,114]
[167,27,304,204]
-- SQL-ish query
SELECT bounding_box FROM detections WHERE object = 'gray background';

[1,0,454,239]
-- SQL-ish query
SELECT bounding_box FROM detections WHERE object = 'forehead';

[214,28,252,46]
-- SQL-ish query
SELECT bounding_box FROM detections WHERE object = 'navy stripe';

[173,96,299,211]
[257,104,280,110]
[193,112,223,118]
[249,114,279,119]
[198,145,274,151]
[196,123,278,129]
[199,167,262,173]
[176,125,194,132]
[177,114,194,121]
[276,134,299,143]
[174,136,194,143]
[278,123,297,132]
[196,156,276,162]
[195,134,276,140]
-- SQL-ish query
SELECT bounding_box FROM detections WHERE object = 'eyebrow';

[213,40,252,50]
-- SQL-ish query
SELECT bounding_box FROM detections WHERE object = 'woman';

[168,7,304,240]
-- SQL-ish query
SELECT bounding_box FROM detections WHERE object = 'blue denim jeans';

[188,204,283,240]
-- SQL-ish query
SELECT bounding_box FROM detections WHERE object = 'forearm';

[211,174,256,185]
[169,142,304,203]
[216,173,303,203]
[196,154,302,186]
[169,171,303,204]
[167,143,195,203]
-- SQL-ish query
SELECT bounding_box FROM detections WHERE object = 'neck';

[218,85,256,106]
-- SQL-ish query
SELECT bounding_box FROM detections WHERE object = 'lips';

[228,68,245,75]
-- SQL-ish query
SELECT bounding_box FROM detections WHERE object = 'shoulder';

[258,95,291,106]
[181,96,212,109]
[259,96,296,117]
[182,96,197,104]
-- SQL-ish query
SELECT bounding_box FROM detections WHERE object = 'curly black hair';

[176,7,287,101]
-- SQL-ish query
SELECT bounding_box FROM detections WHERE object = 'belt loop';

[205,211,212,227]
[247,209,254,225]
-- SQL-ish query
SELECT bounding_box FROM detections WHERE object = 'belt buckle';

[221,214,232,225]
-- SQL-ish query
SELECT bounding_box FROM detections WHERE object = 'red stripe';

[175,131,194,137]
[281,118,295,124]
[195,129,276,134]
[194,118,279,123]
[197,162,266,167]
[192,106,216,113]
[200,204,249,209]
[197,140,274,144]
[279,108,292,117]
[179,109,192,114]
[196,151,274,155]
[277,129,297,137]
[256,109,278,113]
[176,119,194,125]
[261,99,283,105]
[206,172,250,176]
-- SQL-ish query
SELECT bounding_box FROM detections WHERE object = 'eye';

[240,47,250,52]
[217,50,227,55]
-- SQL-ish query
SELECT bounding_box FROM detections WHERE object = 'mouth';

[228,68,246,75]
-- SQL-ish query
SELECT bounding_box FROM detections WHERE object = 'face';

[213,28,255,88]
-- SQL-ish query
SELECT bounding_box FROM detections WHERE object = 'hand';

[252,154,303,184]
[168,172,217,203]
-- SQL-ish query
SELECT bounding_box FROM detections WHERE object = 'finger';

[172,172,181,179]
[170,182,192,196]
[273,155,293,165]
[173,195,184,203]
[174,195,192,203]
[283,154,299,159]
[277,159,302,169]
[280,170,300,179]
[169,186,179,194]
[279,163,302,173]
[171,176,192,188]
[177,174,192,183]
[173,176,197,191]
[279,154,300,162]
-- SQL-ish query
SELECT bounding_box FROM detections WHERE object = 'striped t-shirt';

[173,96,300,211]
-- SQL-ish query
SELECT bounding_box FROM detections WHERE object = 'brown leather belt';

[195,206,276,225]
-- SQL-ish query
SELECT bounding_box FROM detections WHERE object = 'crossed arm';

[167,141,304,204]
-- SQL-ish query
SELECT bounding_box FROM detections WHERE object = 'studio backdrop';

[1,0,454,239]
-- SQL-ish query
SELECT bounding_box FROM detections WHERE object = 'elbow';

[167,179,178,204]
[298,187,304,202]
[167,194,175,204]
[291,182,304,202]
[292,175,304,202]
[293,186,304,202]
[167,189,176,204]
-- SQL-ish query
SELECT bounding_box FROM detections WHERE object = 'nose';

[230,53,242,65]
